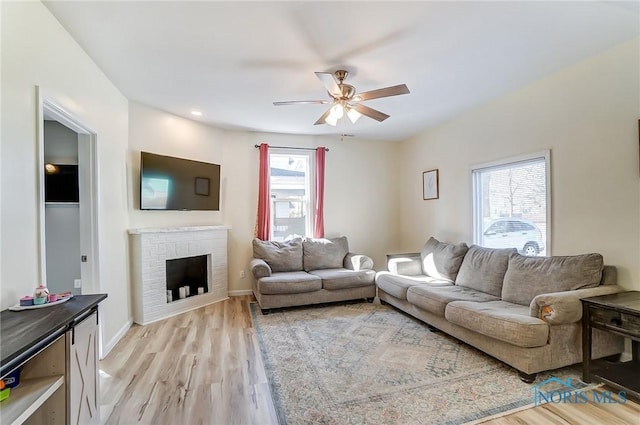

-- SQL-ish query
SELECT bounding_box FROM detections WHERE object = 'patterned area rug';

[251,300,585,425]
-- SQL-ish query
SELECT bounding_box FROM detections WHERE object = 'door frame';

[37,87,101,295]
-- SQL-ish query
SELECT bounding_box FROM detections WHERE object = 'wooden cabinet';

[0,335,66,425]
[0,295,106,425]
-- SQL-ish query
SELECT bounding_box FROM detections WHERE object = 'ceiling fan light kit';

[273,69,409,127]
[347,107,362,124]
[330,104,344,119]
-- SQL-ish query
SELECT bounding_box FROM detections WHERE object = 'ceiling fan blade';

[353,104,390,122]
[354,84,410,101]
[315,72,341,97]
[313,108,332,125]
[273,100,330,106]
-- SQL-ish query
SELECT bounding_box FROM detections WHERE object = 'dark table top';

[1,294,107,377]
[582,291,640,315]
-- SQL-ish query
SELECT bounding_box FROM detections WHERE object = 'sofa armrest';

[386,253,422,276]
[344,253,374,271]
[250,258,272,279]
[529,285,625,325]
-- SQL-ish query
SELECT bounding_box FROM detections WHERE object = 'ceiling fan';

[273,70,410,126]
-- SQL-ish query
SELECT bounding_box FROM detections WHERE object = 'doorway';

[38,90,100,296]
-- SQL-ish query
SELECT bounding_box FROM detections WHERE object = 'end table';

[581,291,640,401]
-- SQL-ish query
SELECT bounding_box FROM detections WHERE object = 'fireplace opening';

[166,255,208,302]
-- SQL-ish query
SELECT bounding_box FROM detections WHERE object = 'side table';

[581,291,640,401]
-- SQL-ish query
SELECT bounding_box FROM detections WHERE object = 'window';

[472,151,550,256]
[269,150,315,241]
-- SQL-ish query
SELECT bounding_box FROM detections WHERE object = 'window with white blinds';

[472,151,550,256]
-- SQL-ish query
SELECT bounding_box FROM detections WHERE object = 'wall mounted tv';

[140,152,221,211]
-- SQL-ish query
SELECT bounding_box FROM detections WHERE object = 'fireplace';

[166,255,209,302]
[128,225,229,325]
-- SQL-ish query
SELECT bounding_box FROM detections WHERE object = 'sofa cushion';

[252,238,303,272]
[303,237,349,271]
[257,271,322,295]
[454,245,516,297]
[501,252,604,306]
[445,300,549,348]
[375,272,453,300]
[407,285,500,316]
[420,237,469,282]
[309,268,375,290]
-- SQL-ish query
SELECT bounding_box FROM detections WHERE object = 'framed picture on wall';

[423,169,439,200]
[194,177,210,196]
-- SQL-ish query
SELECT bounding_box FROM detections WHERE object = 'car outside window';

[472,151,550,256]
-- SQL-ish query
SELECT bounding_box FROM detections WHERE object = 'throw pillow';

[501,252,604,306]
[252,238,303,272]
[455,245,516,297]
[303,236,349,271]
[420,237,469,282]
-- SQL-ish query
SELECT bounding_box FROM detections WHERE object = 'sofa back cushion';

[501,252,604,306]
[252,238,303,272]
[420,237,469,282]
[303,236,349,271]
[455,245,516,297]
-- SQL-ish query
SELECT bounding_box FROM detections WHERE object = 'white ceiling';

[43,1,639,141]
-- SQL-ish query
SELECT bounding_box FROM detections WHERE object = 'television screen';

[45,164,79,202]
[140,152,221,211]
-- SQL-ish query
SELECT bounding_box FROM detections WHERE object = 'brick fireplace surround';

[128,225,229,325]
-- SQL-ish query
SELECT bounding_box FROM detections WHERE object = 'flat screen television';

[140,152,221,211]
[45,164,79,202]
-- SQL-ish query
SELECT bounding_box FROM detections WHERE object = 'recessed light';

[44,163,59,174]
[191,111,202,116]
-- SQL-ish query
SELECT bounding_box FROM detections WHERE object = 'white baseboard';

[229,289,253,296]
[135,297,230,326]
[101,319,132,359]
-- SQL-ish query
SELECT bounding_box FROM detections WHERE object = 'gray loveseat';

[375,237,625,382]
[250,236,376,314]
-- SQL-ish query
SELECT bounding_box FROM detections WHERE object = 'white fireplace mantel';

[128,225,230,235]
[128,225,230,325]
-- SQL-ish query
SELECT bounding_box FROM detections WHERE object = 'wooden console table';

[0,294,107,425]
[582,291,640,401]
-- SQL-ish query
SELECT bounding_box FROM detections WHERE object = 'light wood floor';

[100,296,639,425]
[477,386,640,424]
[99,296,277,425]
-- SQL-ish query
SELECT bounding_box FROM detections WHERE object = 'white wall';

[1,1,130,352]
[398,39,640,290]
[128,102,401,292]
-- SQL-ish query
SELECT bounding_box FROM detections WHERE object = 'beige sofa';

[375,237,625,382]
[250,236,376,314]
